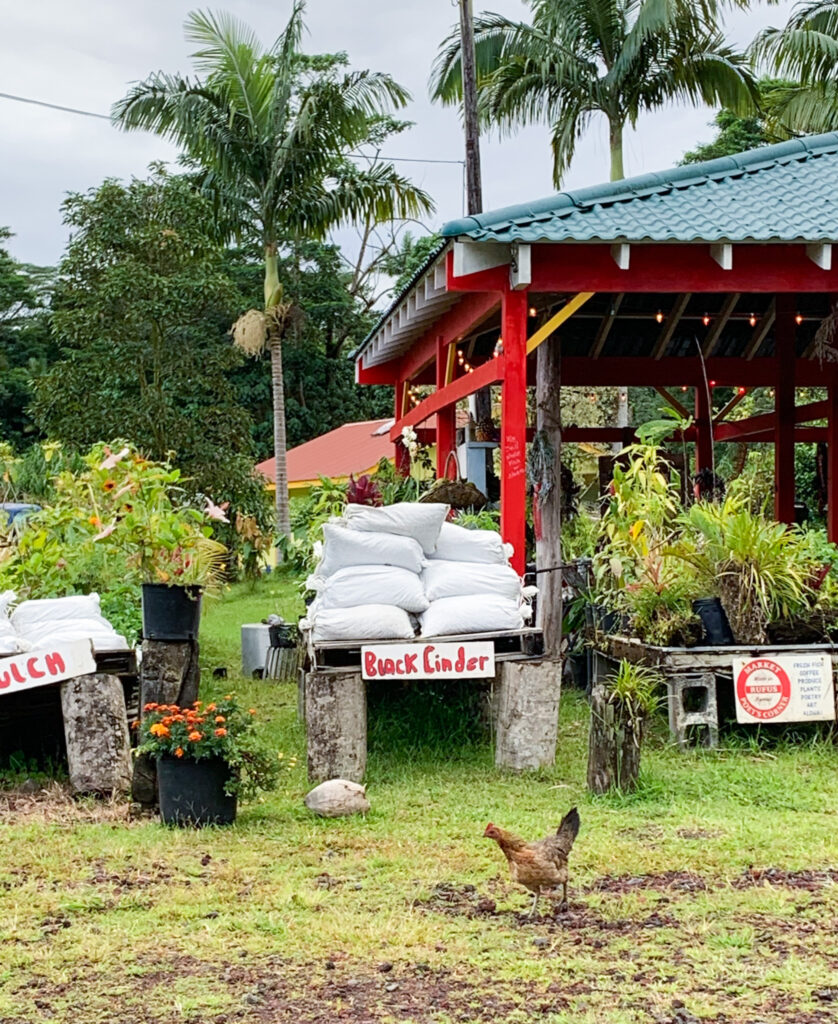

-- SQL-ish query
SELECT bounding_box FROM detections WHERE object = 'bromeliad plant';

[134,695,285,801]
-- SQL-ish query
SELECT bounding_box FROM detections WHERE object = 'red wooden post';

[774,294,796,524]
[829,385,838,543]
[694,384,713,478]
[500,289,529,574]
[435,336,457,479]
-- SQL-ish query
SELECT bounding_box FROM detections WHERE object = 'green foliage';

[431,0,758,183]
[453,507,500,531]
[680,78,796,164]
[379,232,443,294]
[607,660,664,722]
[136,694,283,802]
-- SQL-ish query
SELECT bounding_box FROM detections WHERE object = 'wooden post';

[305,671,367,782]
[694,384,713,476]
[501,289,529,574]
[536,335,563,660]
[436,336,457,478]
[775,294,797,524]
[61,674,132,795]
[494,661,561,770]
[586,684,643,794]
[132,640,200,805]
[829,385,838,543]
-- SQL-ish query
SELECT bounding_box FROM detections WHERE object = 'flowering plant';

[134,694,288,800]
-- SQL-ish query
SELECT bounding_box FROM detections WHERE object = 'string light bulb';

[655,310,664,324]
[795,313,804,325]
[528,307,537,317]
[709,380,717,388]
[680,385,688,392]
[738,386,747,395]
[749,313,757,327]
[702,314,710,327]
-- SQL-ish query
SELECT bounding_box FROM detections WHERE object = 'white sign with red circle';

[733,654,835,724]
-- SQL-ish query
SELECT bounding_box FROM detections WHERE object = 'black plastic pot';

[692,597,735,646]
[142,583,202,641]
[157,755,237,827]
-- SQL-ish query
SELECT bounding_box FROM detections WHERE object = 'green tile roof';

[441,133,838,243]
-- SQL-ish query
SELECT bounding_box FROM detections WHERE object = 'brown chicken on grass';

[484,807,580,918]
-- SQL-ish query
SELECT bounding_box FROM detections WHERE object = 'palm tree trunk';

[609,120,625,182]
[269,328,290,537]
[264,242,290,537]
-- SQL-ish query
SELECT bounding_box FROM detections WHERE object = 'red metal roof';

[257,419,395,485]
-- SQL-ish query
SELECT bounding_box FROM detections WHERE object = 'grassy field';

[2,574,838,1023]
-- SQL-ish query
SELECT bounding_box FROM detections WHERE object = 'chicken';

[484,807,580,918]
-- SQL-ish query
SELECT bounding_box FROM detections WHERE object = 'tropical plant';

[431,0,758,184]
[607,659,664,729]
[135,694,285,801]
[752,2,838,134]
[113,5,433,537]
[670,498,817,643]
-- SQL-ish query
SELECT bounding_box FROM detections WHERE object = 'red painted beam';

[447,243,838,294]
[397,290,500,383]
[500,290,529,574]
[436,336,457,477]
[558,358,836,388]
[830,386,838,543]
[714,399,828,442]
[390,356,505,440]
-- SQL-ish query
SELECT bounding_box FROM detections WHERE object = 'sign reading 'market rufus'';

[0,640,97,695]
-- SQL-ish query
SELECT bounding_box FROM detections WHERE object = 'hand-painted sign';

[0,640,97,695]
[361,642,495,681]
[733,654,835,723]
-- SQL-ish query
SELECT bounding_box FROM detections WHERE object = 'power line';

[0,90,466,167]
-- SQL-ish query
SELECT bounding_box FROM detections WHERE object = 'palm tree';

[431,0,759,185]
[752,2,838,134]
[113,5,433,535]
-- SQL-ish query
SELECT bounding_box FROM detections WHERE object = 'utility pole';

[459,0,482,216]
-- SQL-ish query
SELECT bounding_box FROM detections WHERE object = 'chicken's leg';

[559,881,568,912]
[527,891,539,919]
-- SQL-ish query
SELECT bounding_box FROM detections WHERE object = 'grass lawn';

[2,573,838,1023]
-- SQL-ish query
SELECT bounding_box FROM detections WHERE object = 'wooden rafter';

[525,292,595,355]
[652,293,691,359]
[590,293,624,358]
[744,298,776,360]
[714,389,748,425]
[702,293,740,356]
[653,386,690,420]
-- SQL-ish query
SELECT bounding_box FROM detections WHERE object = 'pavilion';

[354,133,838,577]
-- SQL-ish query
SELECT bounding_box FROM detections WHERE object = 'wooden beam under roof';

[590,293,624,358]
[702,292,740,356]
[744,298,776,360]
[653,386,690,420]
[652,293,691,359]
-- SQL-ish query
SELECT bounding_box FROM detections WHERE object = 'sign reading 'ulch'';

[361,642,495,681]
[733,654,835,724]
[0,640,97,696]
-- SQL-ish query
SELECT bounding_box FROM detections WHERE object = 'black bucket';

[692,597,735,646]
[142,583,202,641]
[157,755,237,827]
[269,623,296,649]
[568,652,588,690]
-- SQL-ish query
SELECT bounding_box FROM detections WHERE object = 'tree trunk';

[609,119,625,182]
[458,0,483,217]
[587,684,643,794]
[494,660,561,770]
[536,336,563,661]
[613,386,629,454]
[61,674,132,796]
[269,329,290,537]
[304,671,367,782]
[132,640,200,805]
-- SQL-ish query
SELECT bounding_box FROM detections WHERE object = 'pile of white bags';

[0,591,19,655]
[7,594,128,653]
[302,504,534,643]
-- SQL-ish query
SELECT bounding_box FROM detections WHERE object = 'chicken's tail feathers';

[556,806,580,850]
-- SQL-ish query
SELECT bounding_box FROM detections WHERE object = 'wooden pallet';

[310,628,544,673]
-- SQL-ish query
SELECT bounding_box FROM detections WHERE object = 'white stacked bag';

[303,504,448,643]
[302,504,534,643]
[2,593,129,653]
[420,523,532,637]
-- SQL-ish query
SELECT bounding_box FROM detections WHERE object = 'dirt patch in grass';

[0,781,132,824]
[588,867,838,895]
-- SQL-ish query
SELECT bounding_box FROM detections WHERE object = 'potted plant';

[134,694,284,826]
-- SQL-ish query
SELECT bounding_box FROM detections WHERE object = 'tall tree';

[431,0,759,185]
[113,5,433,535]
[753,2,838,133]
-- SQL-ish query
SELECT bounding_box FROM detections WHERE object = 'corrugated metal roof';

[442,133,838,243]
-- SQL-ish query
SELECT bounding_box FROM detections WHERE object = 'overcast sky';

[0,0,795,268]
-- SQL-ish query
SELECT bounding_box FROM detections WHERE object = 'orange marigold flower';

[248,709,257,715]
[173,714,185,723]
[214,728,227,738]
[88,515,101,527]
[214,716,225,724]
[102,479,116,491]
[131,719,139,730]
[224,694,232,701]
[193,701,202,708]
[143,702,158,711]
[149,723,170,738]
[206,703,217,712]
[162,716,173,726]
[174,747,184,758]
[188,731,202,742]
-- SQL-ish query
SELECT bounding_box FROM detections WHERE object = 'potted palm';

[134,694,283,826]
